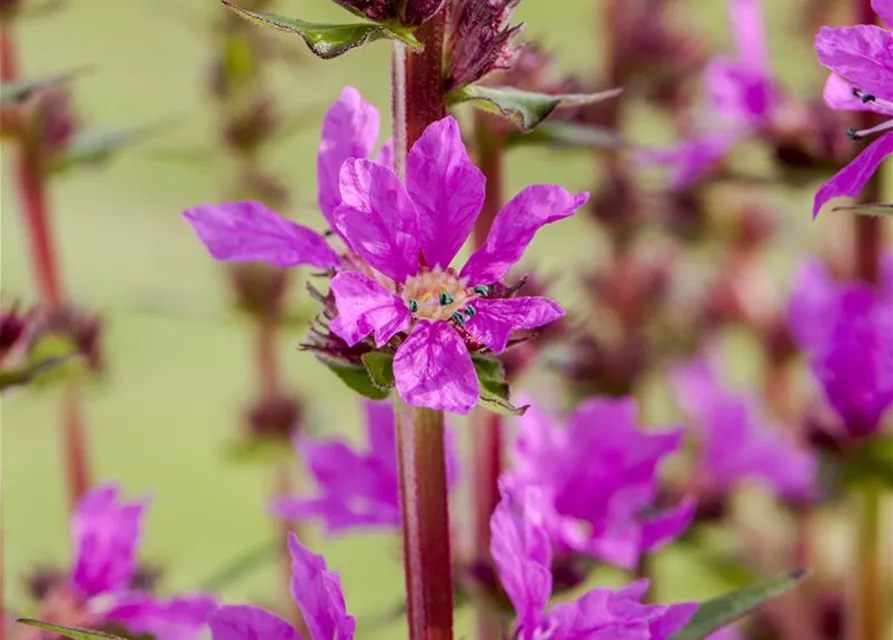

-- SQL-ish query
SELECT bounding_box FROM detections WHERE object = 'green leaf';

[318,356,391,400]
[507,120,631,150]
[0,68,88,105]
[447,85,623,132]
[0,356,69,391]
[16,620,125,640]
[831,203,893,217]
[362,352,396,391]
[220,0,422,60]
[671,571,806,640]
[473,356,527,416]
[53,126,156,173]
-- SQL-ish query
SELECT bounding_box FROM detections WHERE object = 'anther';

[861,93,876,104]
[409,300,419,313]
[439,292,455,305]
[463,305,476,319]
[451,311,466,325]
[473,285,489,296]
[846,127,861,141]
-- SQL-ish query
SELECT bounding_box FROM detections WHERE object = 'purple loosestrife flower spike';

[813,1,893,216]
[270,400,459,533]
[491,483,700,640]
[787,255,893,437]
[445,0,523,91]
[638,0,778,189]
[183,89,586,414]
[503,397,695,570]
[67,485,217,640]
[208,533,356,640]
[673,355,816,501]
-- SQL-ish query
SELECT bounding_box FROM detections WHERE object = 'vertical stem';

[395,402,454,640]
[0,20,17,83]
[848,484,891,640]
[470,110,506,640]
[60,384,91,507]
[853,0,885,285]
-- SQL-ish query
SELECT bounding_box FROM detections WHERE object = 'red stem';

[61,384,91,506]
[1,20,17,83]
[395,403,454,640]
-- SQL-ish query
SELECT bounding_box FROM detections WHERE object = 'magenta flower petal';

[813,130,893,217]
[727,0,770,71]
[705,58,776,123]
[786,259,842,352]
[641,497,697,551]
[406,117,486,269]
[465,297,564,353]
[208,605,299,640]
[106,593,217,640]
[815,25,893,102]
[318,87,380,230]
[647,602,701,639]
[461,186,588,284]
[182,201,340,269]
[823,74,893,115]
[71,485,145,597]
[288,534,356,640]
[490,485,553,637]
[375,139,394,168]
[874,0,893,27]
[637,134,739,190]
[329,272,411,347]
[335,159,421,283]
[393,320,479,413]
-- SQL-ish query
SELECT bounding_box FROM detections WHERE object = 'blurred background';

[1,0,882,637]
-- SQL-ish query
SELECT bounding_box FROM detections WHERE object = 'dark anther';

[409,300,419,313]
[473,285,489,296]
[846,127,861,141]
[439,292,455,305]
[861,93,876,104]
[463,306,476,319]
[451,311,466,325]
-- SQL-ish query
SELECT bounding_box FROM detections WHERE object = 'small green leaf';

[0,356,69,391]
[362,352,396,391]
[16,620,124,640]
[831,203,893,217]
[0,68,87,105]
[318,356,391,400]
[447,85,623,132]
[220,0,422,60]
[53,126,154,173]
[507,120,631,150]
[473,356,527,416]
[671,571,806,640]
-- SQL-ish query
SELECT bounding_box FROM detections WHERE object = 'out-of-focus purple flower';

[672,355,816,501]
[491,483,699,640]
[0,301,32,365]
[445,0,523,91]
[503,397,694,570]
[185,89,586,414]
[209,533,356,640]
[812,2,893,215]
[271,400,459,533]
[638,0,780,188]
[42,485,217,640]
[787,255,893,437]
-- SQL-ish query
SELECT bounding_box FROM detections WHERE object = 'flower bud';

[330,0,444,27]
[0,301,32,364]
[29,305,104,374]
[445,0,522,91]
[245,392,303,442]
[222,95,279,156]
[28,84,79,164]
[228,263,290,320]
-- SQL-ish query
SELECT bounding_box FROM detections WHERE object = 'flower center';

[402,267,485,323]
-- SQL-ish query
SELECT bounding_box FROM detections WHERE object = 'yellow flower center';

[402,267,476,323]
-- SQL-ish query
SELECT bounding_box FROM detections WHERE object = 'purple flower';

[638,0,779,188]
[209,533,356,640]
[813,1,893,215]
[445,0,523,91]
[491,483,699,640]
[270,399,459,533]
[787,256,893,437]
[59,485,216,640]
[672,355,816,501]
[184,89,586,414]
[503,397,695,570]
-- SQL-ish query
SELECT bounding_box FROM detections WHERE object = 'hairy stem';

[847,483,891,640]
[395,402,454,640]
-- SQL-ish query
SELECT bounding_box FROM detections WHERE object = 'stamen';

[852,88,893,112]
[463,305,476,319]
[439,292,455,305]
[473,285,489,296]
[451,311,466,325]
[848,119,893,141]
[409,300,419,312]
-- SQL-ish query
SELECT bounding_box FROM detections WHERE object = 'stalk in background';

[391,10,454,639]
[4,11,92,511]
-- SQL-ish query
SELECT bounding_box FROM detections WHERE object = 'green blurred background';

[1,0,847,636]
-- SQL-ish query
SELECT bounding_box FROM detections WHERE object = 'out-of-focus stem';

[847,483,891,640]
[470,109,506,640]
[60,383,91,508]
[395,402,454,640]
[1,20,17,82]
